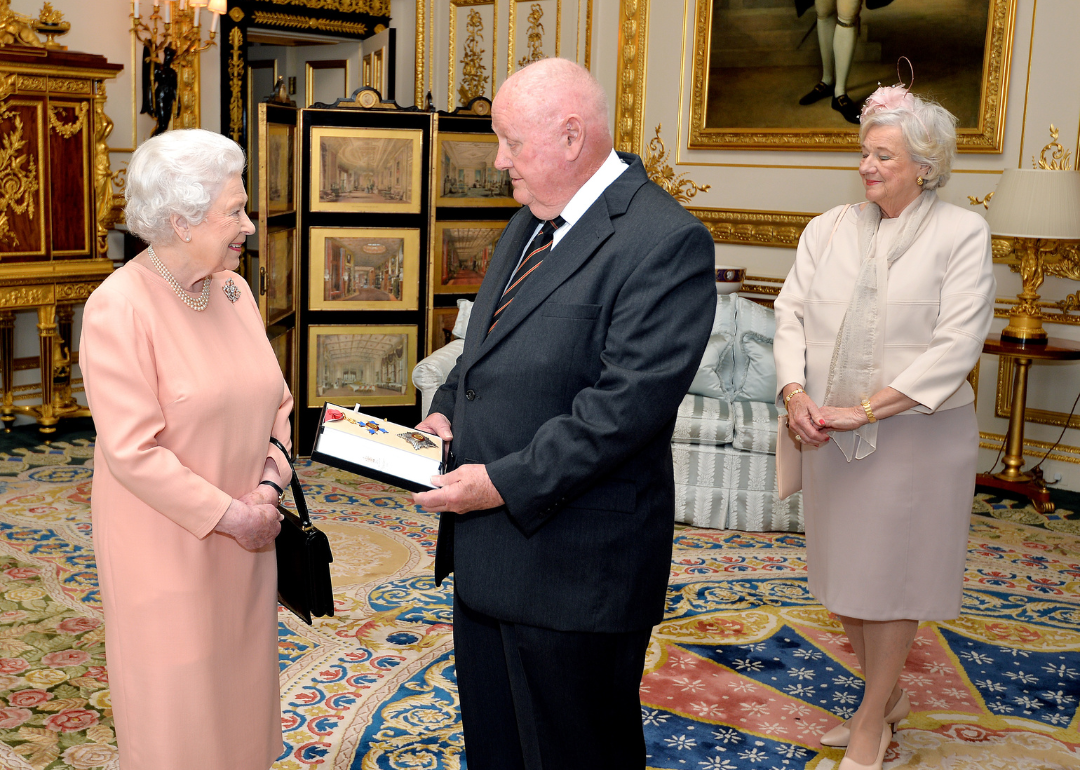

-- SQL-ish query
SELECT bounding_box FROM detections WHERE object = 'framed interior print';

[263,228,295,325]
[429,306,461,353]
[310,127,424,213]
[309,227,421,311]
[687,0,1015,151]
[307,325,418,408]
[266,123,295,214]
[433,220,507,294]
[436,133,518,207]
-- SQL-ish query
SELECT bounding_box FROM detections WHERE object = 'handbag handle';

[268,436,314,529]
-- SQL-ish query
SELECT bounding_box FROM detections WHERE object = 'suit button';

[465,389,476,401]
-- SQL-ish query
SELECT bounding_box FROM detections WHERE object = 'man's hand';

[416,412,453,441]
[413,464,504,514]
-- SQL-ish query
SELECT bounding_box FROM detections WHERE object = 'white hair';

[124,129,246,243]
[859,95,958,190]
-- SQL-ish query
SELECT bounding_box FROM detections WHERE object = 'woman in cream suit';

[773,85,995,770]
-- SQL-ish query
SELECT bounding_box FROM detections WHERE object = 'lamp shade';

[986,168,1080,239]
[188,0,209,7]
[207,0,226,13]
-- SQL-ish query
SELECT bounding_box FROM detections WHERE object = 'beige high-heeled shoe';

[836,721,891,770]
[820,689,909,747]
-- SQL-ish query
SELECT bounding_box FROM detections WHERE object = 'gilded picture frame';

[308,324,418,408]
[688,0,1016,152]
[263,228,296,325]
[310,127,424,213]
[266,123,295,215]
[436,133,518,207]
[433,220,507,294]
[268,325,294,388]
[429,306,461,354]
[308,227,421,311]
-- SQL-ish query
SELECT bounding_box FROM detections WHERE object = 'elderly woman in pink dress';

[80,129,292,770]
[773,85,995,770]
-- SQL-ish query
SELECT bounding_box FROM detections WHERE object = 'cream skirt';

[802,405,977,621]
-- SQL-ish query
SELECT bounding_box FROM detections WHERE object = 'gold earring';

[917,176,925,186]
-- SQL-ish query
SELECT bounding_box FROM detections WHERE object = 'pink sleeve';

[79,287,232,538]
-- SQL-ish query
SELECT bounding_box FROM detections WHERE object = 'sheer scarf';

[822,190,938,460]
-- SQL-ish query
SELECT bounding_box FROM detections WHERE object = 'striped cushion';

[672,442,804,532]
[673,394,734,446]
[730,400,781,454]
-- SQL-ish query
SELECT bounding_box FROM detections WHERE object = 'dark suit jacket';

[430,153,716,634]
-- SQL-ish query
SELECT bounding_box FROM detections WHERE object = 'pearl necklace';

[147,244,211,311]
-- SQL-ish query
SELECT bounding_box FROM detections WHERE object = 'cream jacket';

[773,199,996,414]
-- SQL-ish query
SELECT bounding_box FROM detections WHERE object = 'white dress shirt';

[509,149,629,283]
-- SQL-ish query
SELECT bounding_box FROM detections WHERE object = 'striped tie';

[488,216,565,335]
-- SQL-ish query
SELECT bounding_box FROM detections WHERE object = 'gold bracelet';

[861,399,877,423]
[783,388,805,407]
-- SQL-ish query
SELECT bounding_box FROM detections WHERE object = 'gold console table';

[977,334,1080,513]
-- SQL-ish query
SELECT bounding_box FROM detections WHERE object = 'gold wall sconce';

[985,127,1080,344]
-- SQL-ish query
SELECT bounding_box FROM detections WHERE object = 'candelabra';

[131,0,227,135]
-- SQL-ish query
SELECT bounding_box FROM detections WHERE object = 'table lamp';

[985,130,1080,344]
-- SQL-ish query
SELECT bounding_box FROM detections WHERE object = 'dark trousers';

[452,591,652,770]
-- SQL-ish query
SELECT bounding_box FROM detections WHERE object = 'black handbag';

[269,437,335,624]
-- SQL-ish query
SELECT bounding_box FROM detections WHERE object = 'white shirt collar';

[555,149,628,235]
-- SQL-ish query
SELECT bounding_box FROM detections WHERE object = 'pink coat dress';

[80,261,293,770]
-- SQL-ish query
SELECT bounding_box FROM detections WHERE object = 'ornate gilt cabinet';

[0,46,122,431]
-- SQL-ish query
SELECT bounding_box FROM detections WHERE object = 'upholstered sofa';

[673,294,804,532]
[411,295,803,533]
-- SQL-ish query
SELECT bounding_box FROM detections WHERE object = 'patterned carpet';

[0,430,1076,769]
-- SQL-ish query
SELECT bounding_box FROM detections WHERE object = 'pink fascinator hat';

[860,57,921,123]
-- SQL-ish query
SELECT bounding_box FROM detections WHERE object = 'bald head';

[497,59,611,148]
[490,59,614,219]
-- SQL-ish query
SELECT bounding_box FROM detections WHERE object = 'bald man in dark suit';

[414,58,716,770]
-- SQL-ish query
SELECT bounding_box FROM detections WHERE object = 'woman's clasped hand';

[214,497,283,551]
[784,389,870,447]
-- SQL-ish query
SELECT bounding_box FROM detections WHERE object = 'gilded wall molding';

[613,0,648,155]
[414,0,426,107]
[583,0,592,69]
[508,0,561,76]
[269,0,390,13]
[643,124,709,203]
[979,432,1080,467]
[516,3,546,70]
[687,207,814,249]
[448,0,496,111]
[227,26,244,142]
[250,11,368,37]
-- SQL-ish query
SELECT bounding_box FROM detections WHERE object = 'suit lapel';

[467,154,649,365]
[478,204,613,353]
[461,211,536,367]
